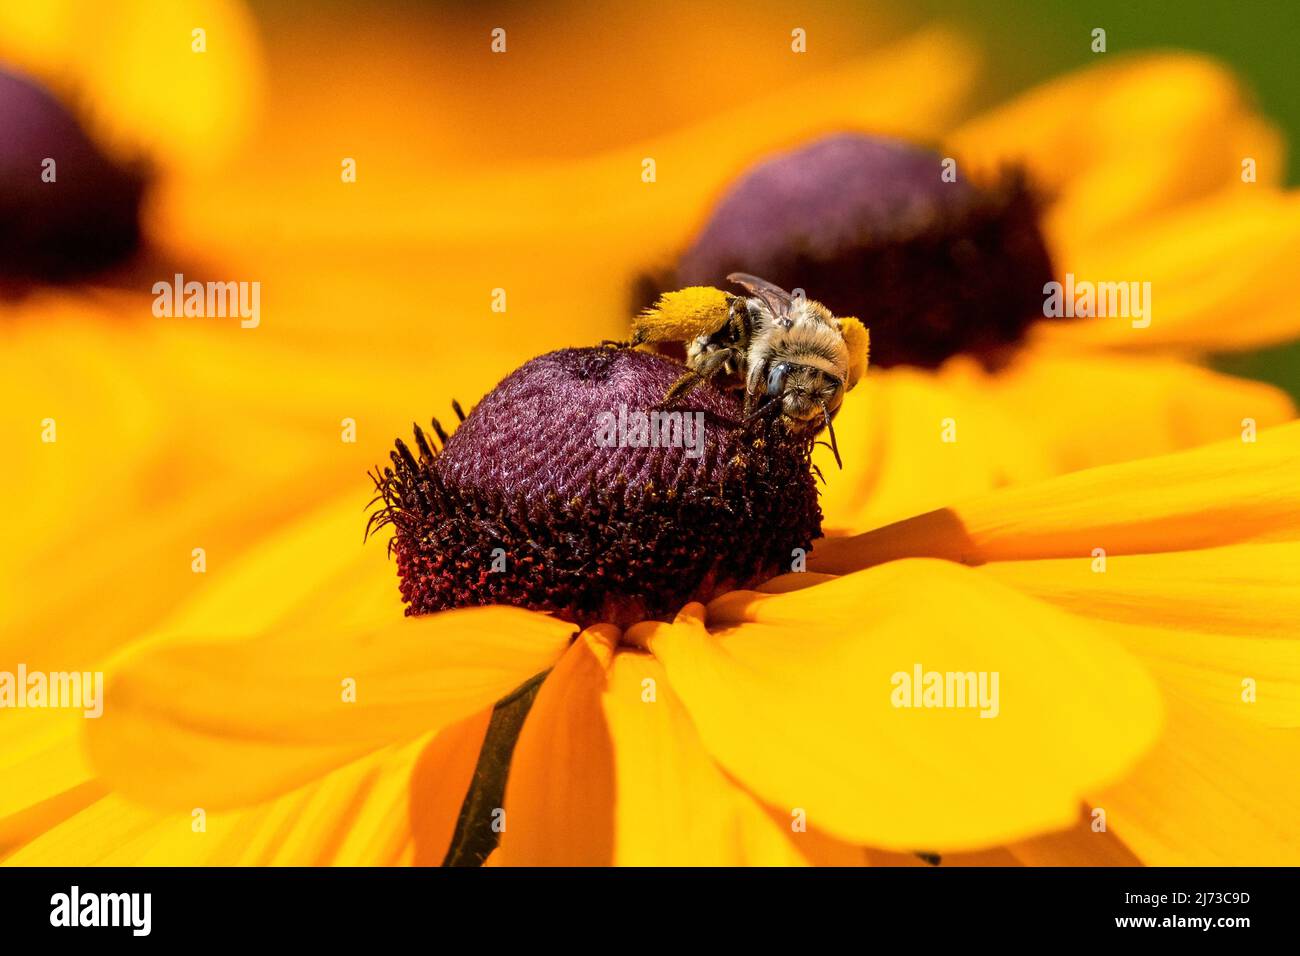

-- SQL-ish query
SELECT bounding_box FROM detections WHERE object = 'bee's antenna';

[817,398,842,470]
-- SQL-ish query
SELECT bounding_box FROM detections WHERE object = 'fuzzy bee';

[630,273,869,465]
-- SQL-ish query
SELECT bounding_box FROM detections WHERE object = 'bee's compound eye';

[766,362,790,395]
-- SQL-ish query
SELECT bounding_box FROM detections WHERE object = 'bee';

[630,273,869,466]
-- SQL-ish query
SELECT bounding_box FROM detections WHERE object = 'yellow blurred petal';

[1036,191,1300,353]
[142,30,971,376]
[949,53,1283,256]
[3,795,183,867]
[0,306,438,672]
[5,713,488,865]
[85,606,573,809]
[815,362,1056,534]
[0,713,102,858]
[0,0,263,171]
[161,28,976,251]
[496,626,619,866]
[811,421,1300,571]
[1,306,163,649]
[984,349,1295,476]
[817,351,1294,536]
[151,495,400,641]
[630,564,1162,851]
[1094,695,1300,865]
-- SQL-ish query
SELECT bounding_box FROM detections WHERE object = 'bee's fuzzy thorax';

[639,133,1056,370]
[370,347,823,628]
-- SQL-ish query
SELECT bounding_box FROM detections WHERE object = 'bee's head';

[765,361,844,433]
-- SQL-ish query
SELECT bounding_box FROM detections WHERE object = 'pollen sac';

[371,347,823,628]
[653,133,1056,369]
[0,68,147,287]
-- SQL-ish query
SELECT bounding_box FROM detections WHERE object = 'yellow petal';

[983,542,1300,640]
[150,494,401,642]
[811,421,1300,571]
[602,652,863,865]
[1008,807,1144,866]
[816,351,1294,536]
[3,795,182,867]
[1107,624,1299,729]
[1036,191,1300,353]
[949,53,1283,256]
[85,606,573,809]
[814,361,1056,534]
[495,626,619,866]
[4,713,488,865]
[983,349,1296,476]
[405,710,494,866]
[0,308,455,673]
[498,632,863,865]
[163,28,976,251]
[867,826,1141,865]
[630,564,1162,851]
[984,543,1300,728]
[1094,694,1300,865]
[0,713,102,858]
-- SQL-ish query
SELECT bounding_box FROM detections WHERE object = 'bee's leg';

[600,338,631,349]
[661,370,704,404]
[657,347,738,409]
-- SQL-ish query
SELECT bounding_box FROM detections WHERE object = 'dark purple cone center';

[371,348,823,628]
[637,133,1058,369]
[0,68,146,289]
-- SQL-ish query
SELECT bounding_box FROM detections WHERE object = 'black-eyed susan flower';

[4,2,1299,871]
[6,347,1294,868]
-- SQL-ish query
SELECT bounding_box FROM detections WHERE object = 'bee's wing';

[837,315,870,390]
[632,286,732,345]
[726,272,793,318]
